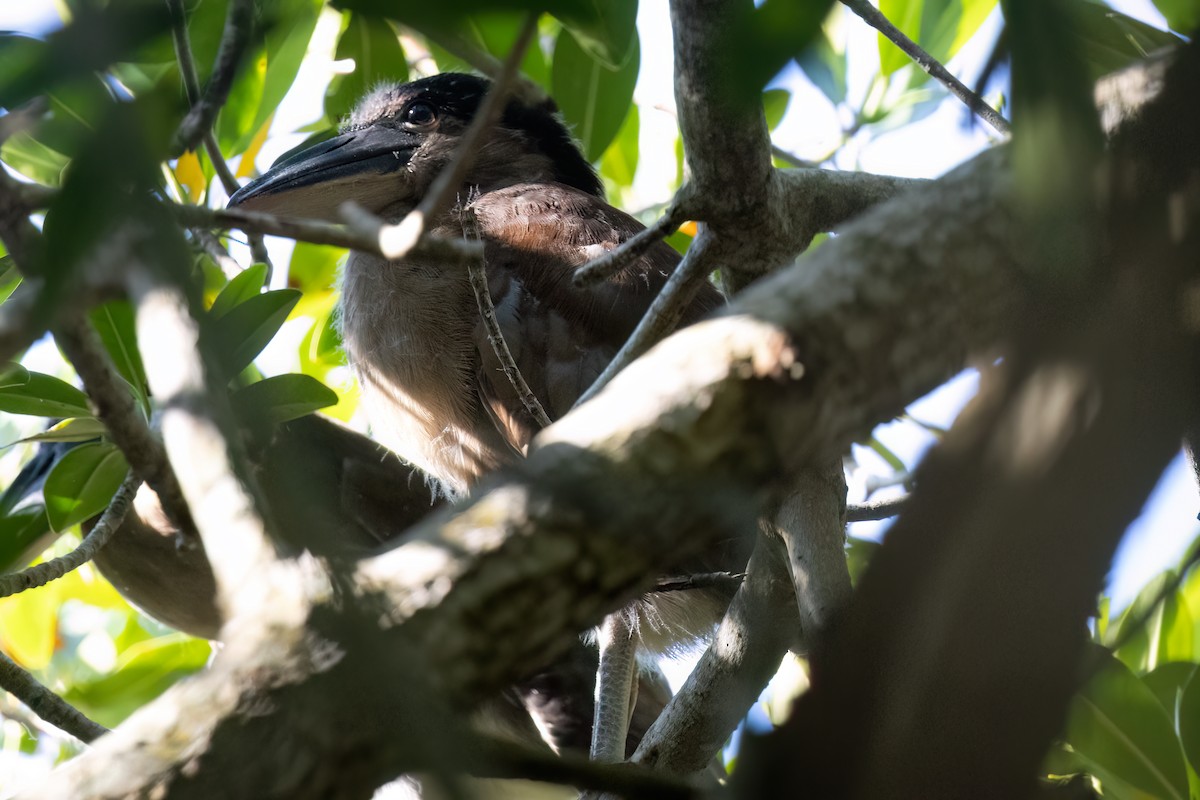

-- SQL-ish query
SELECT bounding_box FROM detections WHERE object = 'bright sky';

[0,0,1191,614]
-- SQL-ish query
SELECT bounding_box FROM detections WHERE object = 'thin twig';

[321,202,482,262]
[172,0,254,153]
[840,0,1011,135]
[409,26,547,107]
[0,472,139,599]
[166,0,271,269]
[574,232,718,406]
[192,228,243,279]
[344,13,539,261]
[0,649,108,743]
[52,315,198,546]
[460,204,552,427]
[847,494,908,522]
[573,198,692,288]
[651,571,746,594]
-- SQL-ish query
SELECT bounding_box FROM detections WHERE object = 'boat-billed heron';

[228,72,749,651]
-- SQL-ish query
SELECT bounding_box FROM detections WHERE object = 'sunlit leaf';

[1063,650,1190,800]
[552,30,639,161]
[288,243,343,295]
[43,441,128,532]
[599,103,638,188]
[173,151,207,203]
[763,89,790,130]
[64,635,212,727]
[9,417,106,446]
[0,363,29,390]
[0,371,91,418]
[0,576,60,669]
[877,0,998,80]
[231,373,338,427]
[236,114,274,179]
[1071,0,1183,79]
[209,263,269,320]
[1142,662,1198,717]
[553,0,637,69]
[0,506,54,575]
[208,288,302,376]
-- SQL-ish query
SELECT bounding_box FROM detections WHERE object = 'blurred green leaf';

[0,363,30,390]
[797,31,847,105]
[64,634,211,727]
[1109,571,1194,671]
[43,441,129,532]
[1153,0,1200,33]
[1071,0,1183,79]
[867,436,907,474]
[288,243,343,294]
[0,371,91,418]
[1142,662,1198,716]
[552,30,639,161]
[232,373,338,427]
[0,133,71,187]
[208,288,301,376]
[210,263,269,320]
[845,535,881,586]
[1181,671,1200,775]
[1063,649,1189,800]
[325,13,408,123]
[90,301,149,413]
[762,89,790,130]
[474,13,551,89]
[599,103,638,188]
[553,0,637,69]
[0,3,172,109]
[722,0,834,99]
[0,255,19,304]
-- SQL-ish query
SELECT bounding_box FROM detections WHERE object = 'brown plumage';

[231,74,723,499]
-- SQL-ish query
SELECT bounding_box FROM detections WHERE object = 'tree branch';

[839,0,1012,135]
[52,315,198,544]
[0,649,108,744]
[0,472,138,599]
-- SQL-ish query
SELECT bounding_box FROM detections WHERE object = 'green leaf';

[0,371,91,418]
[1153,0,1200,34]
[1071,0,1183,80]
[0,363,29,390]
[797,31,848,105]
[845,535,880,586]
[208,288,301,376]
[0,133,71,186]
[43,441,129,532]
[218,0,322,156]
[1142,662,1198,717]
[1108,571,1193,671]
[473,13,550,90]
[762,89,790,131]
[867,436,907,474]
[553,0,638,69]
[325,13,409,123]
[8,417,107,446]
[599,104,639,188]
[1181,671,1200,775]
[877,0,998,80]
[90,301,148,412]
[0,506,54,575]
[231,373,338,427]
[1063,650,1190,800]
[288,243,344,293]
[0,255,20,304]
[64,635,211,728]
[209,263,269,320]
[551,29,640,162]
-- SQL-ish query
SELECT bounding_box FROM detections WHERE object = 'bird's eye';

[403,102,437,128]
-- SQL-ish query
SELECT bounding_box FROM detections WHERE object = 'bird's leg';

[590,607,640,763]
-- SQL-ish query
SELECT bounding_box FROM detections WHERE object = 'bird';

[228,72,749,651]
[227,73,756,771]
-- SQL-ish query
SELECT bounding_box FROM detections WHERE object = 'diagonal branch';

[0,649,107,744]
[0,472,139,599]
[840,0,1011,135]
